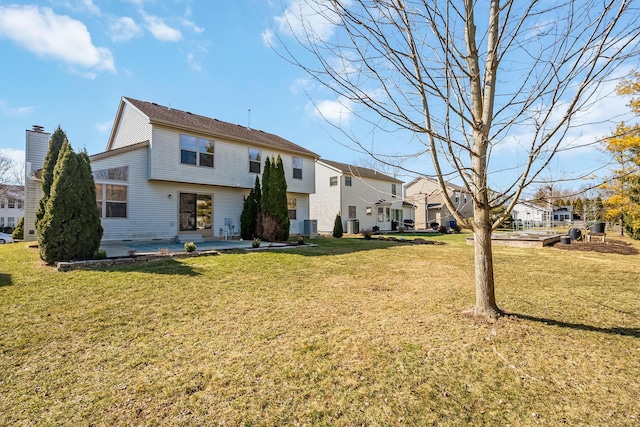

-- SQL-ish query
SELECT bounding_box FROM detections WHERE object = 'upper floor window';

[391,183,397,197]
[7,200,15,209]
[329,176,338,186]
[348,205,356,218]
[292,157,303,179]
[0,200,4,209]
[180,134,214,168]
[345,176,352,186]
[249,148,261,173]
[454,191,461,203]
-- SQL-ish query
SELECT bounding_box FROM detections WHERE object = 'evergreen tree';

[333,213,344,238]
[622,176,640,239]
[595,196,604,221]
[75,150,103,255]
[272,155,290,241]
[258,155,290,241]
[240,175,261,239]
[35,126,67,234]
[38,142,103,264]
[573,198,584,219]
[11,216,24,240]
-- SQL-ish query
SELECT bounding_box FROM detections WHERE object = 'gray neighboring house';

[404,176,473,229]
[310,159,412,233]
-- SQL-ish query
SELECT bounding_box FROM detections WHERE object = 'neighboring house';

[0,184,24,232]
[310,159,412,233]
[552,206,574,223]
[23,97,318,242]
[404,176,473,229]
[511,201,547,227]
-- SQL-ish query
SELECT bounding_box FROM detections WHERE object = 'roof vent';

[32,125,45,132]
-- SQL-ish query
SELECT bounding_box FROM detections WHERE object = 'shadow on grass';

[512,313,640,338]
[279,237,445,257]
[0,273,11,287]
[103,258,202,276]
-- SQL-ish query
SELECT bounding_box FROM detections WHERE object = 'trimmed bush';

[12,217,24,240]
[184,242,197,252]
[333,214,344,238]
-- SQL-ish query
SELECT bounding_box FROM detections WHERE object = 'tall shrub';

[259,155,289,241]
[240,175,261,239]
[333,214,344,238]
[38,142,103,264]
[35,126,67,234]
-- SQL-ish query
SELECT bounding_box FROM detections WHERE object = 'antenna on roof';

[248,108,251,129]
[168,103,171,111]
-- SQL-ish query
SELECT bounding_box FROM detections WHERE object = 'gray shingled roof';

[124,97,317,157]
[319,159,403,183]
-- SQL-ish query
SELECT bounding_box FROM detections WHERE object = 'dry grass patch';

[1,234,639,426]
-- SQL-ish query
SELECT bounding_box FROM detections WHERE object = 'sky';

[0,1,367,175]
[0,0,637,196]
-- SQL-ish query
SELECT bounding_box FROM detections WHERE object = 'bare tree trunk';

[472,203,501,317]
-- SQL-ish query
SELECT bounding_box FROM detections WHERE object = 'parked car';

[0,232,14,244]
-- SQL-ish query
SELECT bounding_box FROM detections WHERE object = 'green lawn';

[1,234,639,426]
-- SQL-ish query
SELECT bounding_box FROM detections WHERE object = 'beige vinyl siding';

[23,130,51,241]
[309,162,342,233]
[149,126,315,193]
[25,130,50,171]
[287,192,310,235]
[22,179,40,241]
[342,175,405,232]
[91,144,178,241]
[111,103,152,150]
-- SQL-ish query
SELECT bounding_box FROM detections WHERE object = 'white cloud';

[143,14,182,42]
[0,5,115,72]
[261,29,276,47]
[95,121,112,132]
[187,53,202,72]
[307,96,354,125]
[110,16,142,42]
[274,0,351,42]
[290,77,315,95]
[80,0,100,16]
[0,101,35,116]
[181,19,204,34]
[0,148,26,166]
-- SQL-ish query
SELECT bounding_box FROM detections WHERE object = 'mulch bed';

[553,238,639,255]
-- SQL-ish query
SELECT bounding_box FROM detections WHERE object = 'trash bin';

[391,220,398,231]
[449,220,457,228]
[569,228,582,241]
[347,219,360,234]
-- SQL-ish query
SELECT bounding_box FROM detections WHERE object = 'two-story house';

[23,97,318,242]
[511,201,547,227]
[0,184,24,232]
[310,159,412,233]
[404,176,473,229]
